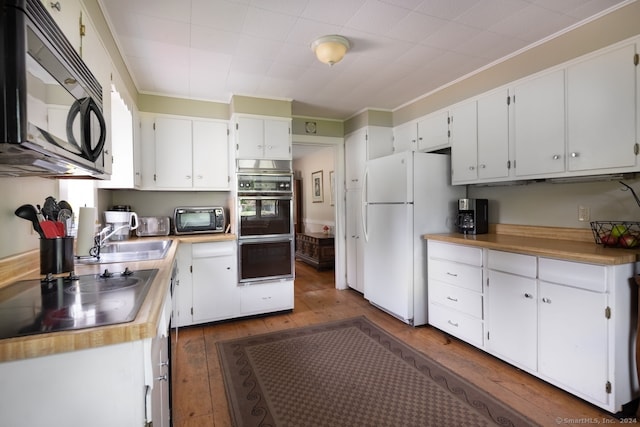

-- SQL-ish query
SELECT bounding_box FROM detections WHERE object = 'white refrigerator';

[362,151,464,326]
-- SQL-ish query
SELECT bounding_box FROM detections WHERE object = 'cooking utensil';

[41,196,60,220]
[40,221,60,238]
[57,209,72,236]
[15,204,44,238]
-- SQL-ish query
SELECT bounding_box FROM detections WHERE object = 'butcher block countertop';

[0,233,236,363]
[424,224,640,265]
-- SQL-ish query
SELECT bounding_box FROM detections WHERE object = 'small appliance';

[104,210,139,241]
[174,207,226,235]
[456,198,489,234]
[136,216,171,237]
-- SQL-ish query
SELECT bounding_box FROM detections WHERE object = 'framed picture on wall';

[312,170,323,203]
[329,170,335,206]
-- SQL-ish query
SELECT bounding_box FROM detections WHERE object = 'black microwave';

[0,0,107,177]
[174,207,226,235]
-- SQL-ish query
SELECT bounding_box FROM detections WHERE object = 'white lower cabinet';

[239,280,294,316]
[427,241,484,347]
[427,240,639,413]
[486,251,537,372]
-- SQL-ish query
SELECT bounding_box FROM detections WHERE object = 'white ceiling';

[98,0,631,120]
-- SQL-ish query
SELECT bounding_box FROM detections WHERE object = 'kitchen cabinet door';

[514,69,566,177]
[477,89,510,180]
[417,110,449,152]
[236,116,291,160]
[345,128,366,189]
[192,120,229,189]
[393,121,417,153]
[264,118,291,159]
[172,243,194,327]
[346,188,364,293]
[538,280,608,406]
[450,100,478,184]
[367,126,394,159]
[41,0,82,53]
[567,43,637,172]
[154,117,193,188]
[486,270,537,371]
[191,242,238,323]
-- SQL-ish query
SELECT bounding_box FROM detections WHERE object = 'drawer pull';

[155,374,168,382]
[261,296,272,300]
[542,297,552,304]
[447,320,459,327]
[446,296,458,302]
[524,293,533,299]
[446,272,458,277]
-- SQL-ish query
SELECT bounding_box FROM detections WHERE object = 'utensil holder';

[40,237,74,274]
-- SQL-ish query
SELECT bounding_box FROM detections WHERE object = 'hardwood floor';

[170,260,633,426]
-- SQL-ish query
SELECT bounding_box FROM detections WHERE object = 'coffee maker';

[457,198,488,234]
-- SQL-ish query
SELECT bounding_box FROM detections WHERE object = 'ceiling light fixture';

[311,35,350,66]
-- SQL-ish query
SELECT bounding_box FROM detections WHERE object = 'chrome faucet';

[88,225,129,258]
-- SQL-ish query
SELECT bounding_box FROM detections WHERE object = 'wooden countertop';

[424,224,640,265]
[0,233,236,363]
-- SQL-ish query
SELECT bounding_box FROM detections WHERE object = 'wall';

[107,190,231,219]
[293,147,335,233]
[469,177,640,230]
[0,177,59,259]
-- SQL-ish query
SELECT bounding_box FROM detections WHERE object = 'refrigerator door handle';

[362,167,369,242]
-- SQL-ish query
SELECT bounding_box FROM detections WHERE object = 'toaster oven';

[174,207,226,235]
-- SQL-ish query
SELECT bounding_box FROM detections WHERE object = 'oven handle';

[238,195,292,200]
[238,236,294,245]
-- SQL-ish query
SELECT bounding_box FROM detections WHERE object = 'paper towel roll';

[76,207,96,256]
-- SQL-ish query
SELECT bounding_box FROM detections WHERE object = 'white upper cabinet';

[235,116,291,160]
[41,0,82,53]
[567,43,637,173]
[450,100,478,184]
[477,88,511,181]
[513,69,566,177]
[151,116,229,190]
[393,121,417,153]
[417,109,450,152]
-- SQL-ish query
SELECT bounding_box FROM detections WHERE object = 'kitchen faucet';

[89,224,130,258]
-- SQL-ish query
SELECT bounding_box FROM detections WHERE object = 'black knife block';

[40,237,74,274]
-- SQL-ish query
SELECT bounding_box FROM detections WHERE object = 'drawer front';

[538,258,606,292]
[488,250,537,278]
[429,304,484,347]
[192,241,235,258]
[239,281,294,315]
[429,280,483,319]
[428,241,483,266]
[429,259,483,292]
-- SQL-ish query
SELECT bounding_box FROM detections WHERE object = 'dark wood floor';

[170,260,632,426]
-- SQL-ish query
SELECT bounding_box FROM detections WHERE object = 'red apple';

[600,233,619,247]
[619,234,639,248]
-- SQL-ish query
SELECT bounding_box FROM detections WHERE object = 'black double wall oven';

[237,173,294,284]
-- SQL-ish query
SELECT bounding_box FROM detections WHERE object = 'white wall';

[469,177,640,229]
[0,177,59,259]
[293,146,335,233]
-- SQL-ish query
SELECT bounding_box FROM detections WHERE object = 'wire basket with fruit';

[591,221,640,248]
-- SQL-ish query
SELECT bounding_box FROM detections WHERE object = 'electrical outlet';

[578,205,590,222]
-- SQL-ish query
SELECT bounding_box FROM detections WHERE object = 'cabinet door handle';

[552,155,561,160]
[570,152,579,158]
[160,360,169,367]
[542,297,552,303]
[446,272,458,277]
[524,293,533,299]
[155,374,168,382]
[447,320,459,327]
[186,175,191,180]
[468,166,475,170]
[479,164,486,169]
[446,296,458,302]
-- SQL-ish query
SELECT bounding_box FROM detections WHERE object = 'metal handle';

[447,320,459,327]
[50,1,61,11]
[361,167,369,243]
[155,374,168,381]
[468,166,475,170]
[524,293,533,299]
[479,164,486,169]
[186,175,191,180]
[542,297,552,303]
[571,152,579,158]
[446,272,458,277]
[160,360,169,367]
[446,296,458,302]
[552,155,560,160]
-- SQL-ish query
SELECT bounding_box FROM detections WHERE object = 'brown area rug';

[217,316,537,427]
